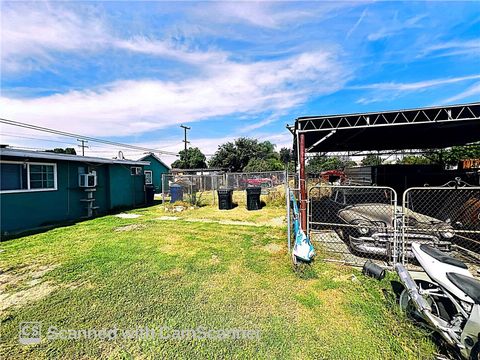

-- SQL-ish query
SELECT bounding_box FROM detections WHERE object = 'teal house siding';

[139,153,170,193]
[107,165,146,209]
[0,149,149,236]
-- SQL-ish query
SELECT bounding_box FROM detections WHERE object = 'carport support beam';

[299,133,307,231]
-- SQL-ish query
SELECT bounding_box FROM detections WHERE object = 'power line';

[0,117,179,156]
[1,133,170,157]
[1,132,78,145]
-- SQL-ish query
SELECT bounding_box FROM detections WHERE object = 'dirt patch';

[155,216,180,221]
[263,243,283,254]
[0,264,60,312]
[114,224,146,232]
[0,281,57,311]
[0,264,58,293]
[210,254,221,265]
[269,216,285,227]
[115,213,142,219]
[155,216,285,228]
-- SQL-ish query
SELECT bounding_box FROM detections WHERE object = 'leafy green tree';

[209,137,280,172]
[243,158,284,172]
[361,154,383,166]
[306,155,352,173]
[279,147,292,164]
[443,143,480,166]
[396,143,480,167]
[46,147,77,155]
[396,155,432,165]
[171,147,207,169]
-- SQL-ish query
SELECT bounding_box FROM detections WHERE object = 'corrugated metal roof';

[0,148,150,166]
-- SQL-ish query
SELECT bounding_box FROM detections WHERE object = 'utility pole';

[77,139,89,156]
[180,125,191,152]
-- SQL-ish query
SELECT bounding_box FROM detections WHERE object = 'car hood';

[338,203,447,229]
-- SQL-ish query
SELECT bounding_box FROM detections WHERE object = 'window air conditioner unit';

[79,173,97,188]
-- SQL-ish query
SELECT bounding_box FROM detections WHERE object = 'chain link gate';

[303,181,480,270]
[402,183,480,270]
[308,184,399,267]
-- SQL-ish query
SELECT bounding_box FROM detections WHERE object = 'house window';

[0,161,57,193]
[131,167,142,175]
[144,170,153,184]
[0,163,28,191]
[29,164,55,189]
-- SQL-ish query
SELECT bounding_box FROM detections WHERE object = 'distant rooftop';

[0,147,149,166]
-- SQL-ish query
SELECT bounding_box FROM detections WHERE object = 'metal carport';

[288,102,480,230]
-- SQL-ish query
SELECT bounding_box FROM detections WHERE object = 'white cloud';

[346,8,368,39]
[418,39,480,58]
[1,3,109,71]
[367,14,427,41]
[353,74,480,104]
[442,82,480,104]
[352,74,480,91]
[113,37,228,65]
[1,50,348,136]
[0,3,228,72]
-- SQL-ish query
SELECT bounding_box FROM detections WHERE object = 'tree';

[279,147,292,164]
[171,147,207,169]
[306,155,353,173]
[442,143,480,166]
[361,154,383,166]
[396,143,480,167]
[243,158,284,172]
[396,155,432,165]
[46,147,77,155]
[209,137,280,172]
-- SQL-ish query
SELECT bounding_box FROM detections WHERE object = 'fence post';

[287,188,291,253]
[299,133,307,231]
[161,173,166,206]
[212,174,216,206]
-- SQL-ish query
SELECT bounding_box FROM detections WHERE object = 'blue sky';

[1,1,479,165]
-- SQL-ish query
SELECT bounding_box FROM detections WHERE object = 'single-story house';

[138,153,170,194]
[0,147,150,237]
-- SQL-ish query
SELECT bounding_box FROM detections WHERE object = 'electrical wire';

[0,117,179,156]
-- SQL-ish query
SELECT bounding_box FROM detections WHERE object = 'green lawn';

[0,202,436,359]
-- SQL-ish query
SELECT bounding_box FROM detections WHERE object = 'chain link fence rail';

[161,173,226,206]
[162,171,288,206]
[308,184,399,267]
[226,171,286,192]
[402,185,480,269]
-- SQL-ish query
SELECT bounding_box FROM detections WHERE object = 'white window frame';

[144,170,153,184]
[131,166,142,176]
[0,160,58,194]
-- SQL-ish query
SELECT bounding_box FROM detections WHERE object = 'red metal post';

[299,133,307,231]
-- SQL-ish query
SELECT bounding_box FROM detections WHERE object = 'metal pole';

[299,133,307,231]
[161,173,166,206]
[287,188,291,253]
[180,125,190,152]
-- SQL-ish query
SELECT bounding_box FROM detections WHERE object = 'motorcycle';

[395,242,480,359]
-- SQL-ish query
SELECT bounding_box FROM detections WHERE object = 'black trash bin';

[217,187,233,210]
[145,184,155,205]
[246,187,261,211]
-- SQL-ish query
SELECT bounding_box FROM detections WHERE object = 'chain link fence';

[225,171,286,192]
[162,171,287,206]
[288,177,480,270]
[402,185,480,269]
[308,184,398,266]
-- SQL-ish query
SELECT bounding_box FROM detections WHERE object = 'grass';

[0,200,436,359]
